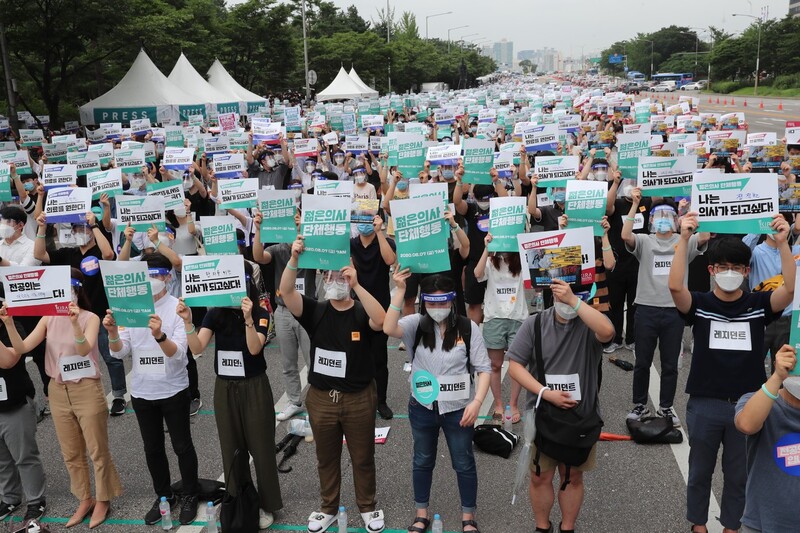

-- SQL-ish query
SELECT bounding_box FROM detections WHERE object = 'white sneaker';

[657,406,681,428]
[276,403,304,421]
[603,342,622,354]
[259,509,274,530]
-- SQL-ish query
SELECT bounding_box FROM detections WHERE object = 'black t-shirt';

[608,197,652,270]
[186,189,214,218]
[0,321,34,412]
[464,203,490,262]
[48,244,112,318]
[684,290,777,399]
[537,204,563,231]
[350,236,395,308]
[202,306,269,379]
[295,295,376,392]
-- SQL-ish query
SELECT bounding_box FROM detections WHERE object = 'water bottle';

[337,505,347,532]
[432,514,443,533]
[206,502,217,533]
[533,290,544,313]
[504,404,513,433]
[304,415,314,443]
[159,496,172,530]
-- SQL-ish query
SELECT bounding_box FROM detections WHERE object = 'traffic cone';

[779,101,784,111]
[708,96,712,103]
[716,97,720,104]
[760,100,764,109]
[731,97,735,105]
[723,98,728,106]
[743,99,747,107]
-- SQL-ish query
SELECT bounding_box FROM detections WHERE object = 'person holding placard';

[10,164,42,241]
[2,269,122,528]
[177,262,282,531]
[669,214,795,533]
[279,236,387,533]
[103,253,199,526]
[352,166,377,201]
[384,270,491,533]
[247,134,292,190]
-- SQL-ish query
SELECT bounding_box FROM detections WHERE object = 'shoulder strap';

[411,315,433,364]
[457,316,473,374]
[534,314,545,383]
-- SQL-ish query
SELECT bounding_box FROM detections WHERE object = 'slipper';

[307,511,336,533]
[361,509,385,532]
[511,410,521,424]
[407,516,430,532]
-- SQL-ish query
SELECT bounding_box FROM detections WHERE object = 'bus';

[627,71,646,82]
[651,72,693,88]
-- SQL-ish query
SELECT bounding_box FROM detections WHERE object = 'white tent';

[348,68,378,97]
[207,59,266,114]
[168,53,241,115]
[317,67,375,102]
[79,49,207,125]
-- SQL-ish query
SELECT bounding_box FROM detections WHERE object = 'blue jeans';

[632,305,684,407]
[408,397,477,513]
[97,327,126,399]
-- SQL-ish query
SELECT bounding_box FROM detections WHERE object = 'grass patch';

[702,86,800,97]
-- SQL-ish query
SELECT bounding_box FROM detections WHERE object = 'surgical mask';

[73,232,91,246]
[653,218,674,234]
[354,175,366,184]
[334,156,345,165]
[396,180,408,192]
[0,224,15,239]
[323,280,350,301]
[305,163,316,173]
[476,201,490,211]
[357,223,374,235]
[23,181,35,192]
[470,127,477,133]
[149,277,166,295]
[427,307,451,323]
[183,178,193,191]
[714,270,744,293]
[552,191,566,203]
[441,169,455,180]
[594,171,608,181]
[266,158,277,168]
[783,376,800,400]
[621,184,634,199]
[554,302,578,320]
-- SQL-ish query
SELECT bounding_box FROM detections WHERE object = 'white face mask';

[305,163,316,173]
[323,280,350,301]
[354,175,366,184]
[149,277,166,295]
[427,307,451,324]
[621,184,634,199]
[183,178,194,191]
[594,171,609,181]
[266,158,277,168]
[714,270,744,293]
[334,156,345,165]
[783,376,800,400]
[554,302,578,320]
[0,224,16,239]
[73,232,92,247]
[476,201,490,211]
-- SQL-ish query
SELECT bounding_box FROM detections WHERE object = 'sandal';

[511,410,521,424]
[462,519,481,533]
[361,509,386,532]
[307,511,336,533]
[407,516,430,532]
[491,412,503,425]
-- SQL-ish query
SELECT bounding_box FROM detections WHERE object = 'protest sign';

[218,178,259,209]
[0,164,10,202]
[343,136,368,155]
[114,149,145,173]
[201,216,238,255]
[218,112,237,132]
[99,261,154,327]
[298,194,351,270]
[66,152,100,178]
[786,121,800,145]
[517,226,596,289]
[692,173,778,234]
[87,168,123,200]
[293,138,319,158]
[258,189,296,243]
[203,136,231,158]
[637,156,696,197]
[488,196,527,252]
[462,139,494,185]
[87,142,114,165]
[130,118,151,136]
[397,133,426,178]
[43,187,91,224]
[565,180,606,237]
[523,124,559,152]
[117,195,166,231]
[284,107,302,132]
[322,132,339,146]
[426,145,461,166]
[314,180,353,199]
[493,151,514,178]
[0,266,71,316]
[361,115,384,132]
[617,133,650,181]
[342,113,357,136]
[390,196,449,273]
[210,153,246,178]
[43,143,68,163]
[42,164,78,190]
[0,151,31,175]
[162,147,194,171]
[19,129,44,147]
[788,267,800,378]
[146,180,185,214]
[707,130,746,157]
[165,126,185,148]
[534,155,579,188]
[182,255,247,307]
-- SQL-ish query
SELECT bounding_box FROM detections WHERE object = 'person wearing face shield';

[384,271,491,533]
[292,156,321,192]
[246,134,292,190]
[527,173,566,232]
[352,167,377,201]
[9,164,41,240]
[670,215,796,533]
[279,236,387,533]
[507,279,615,533]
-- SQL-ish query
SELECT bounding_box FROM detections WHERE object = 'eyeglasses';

[712,264,747,275]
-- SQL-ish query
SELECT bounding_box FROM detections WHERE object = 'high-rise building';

[492,39,514,69]
[791,0,800,17]
[517,50,536,61]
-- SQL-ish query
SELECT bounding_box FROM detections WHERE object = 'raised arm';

[620,187,641,250]
[278,236,305,318]
[736,344,797,434]
[344,264,385,331]
[766,214,795,313]
[669,212,698,314]
[384,267,411,338]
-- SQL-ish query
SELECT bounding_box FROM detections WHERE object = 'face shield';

[650,205,678,235]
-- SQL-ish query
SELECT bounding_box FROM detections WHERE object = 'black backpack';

[532,314,603,490]
[411,314,473,373]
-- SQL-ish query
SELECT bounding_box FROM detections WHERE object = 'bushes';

[711,81,745,94]
[773,74,800,90]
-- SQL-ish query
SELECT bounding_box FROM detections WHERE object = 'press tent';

[348,68,378,97]
[168,53,241,115]
[79,49,206,125]
[317,67,374,102]
[207,59,267,115]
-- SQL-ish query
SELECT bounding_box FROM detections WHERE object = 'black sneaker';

[377,402,394,420]
[23,501,45,521]
[178,494,199,525]
[144,495,175,525]
[110,398,126,416]
[0,501,20,520]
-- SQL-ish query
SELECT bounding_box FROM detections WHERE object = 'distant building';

[492,39,514,69]
[791,0,800,16]
[517,50,536,61]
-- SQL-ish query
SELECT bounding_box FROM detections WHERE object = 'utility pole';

[301,1,310,105]
[0,23,17,131]
[386,0,391,95]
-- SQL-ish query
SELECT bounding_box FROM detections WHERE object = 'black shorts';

[464,261,488,305]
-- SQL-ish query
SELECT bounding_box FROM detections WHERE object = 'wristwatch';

[155,332,168,343]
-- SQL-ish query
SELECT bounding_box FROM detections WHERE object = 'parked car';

[652,83,676,92]
[680,82,704,91]
[623,82,642,95]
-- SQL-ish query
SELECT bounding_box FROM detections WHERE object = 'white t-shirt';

[477,259,528,322]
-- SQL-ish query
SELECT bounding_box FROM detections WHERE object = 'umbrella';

[511,387,548,505]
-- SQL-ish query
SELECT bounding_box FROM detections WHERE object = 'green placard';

[99,261,155,328]
[258,190,297,243]
[390,196,450,274]
[298,194,350,270]
[488,197,527,252]
[564,181,606,237]
[463,139,494,185]
[0,165,11,201]
[397,136,425,178]
[617,133,651,181]
[201,216,238,255]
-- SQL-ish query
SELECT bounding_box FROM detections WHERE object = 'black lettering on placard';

[318,356,342,368]
[550,382,577,392]
[62,361,92,372]
[713,330,747,340]
[140,356,164,365]
[440,382,466,392]
[417,380,432,388]
[222,359,243,367]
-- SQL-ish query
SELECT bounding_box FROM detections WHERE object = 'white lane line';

[648,364,723,533]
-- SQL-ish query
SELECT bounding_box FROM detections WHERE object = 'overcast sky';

[238,0,791,58]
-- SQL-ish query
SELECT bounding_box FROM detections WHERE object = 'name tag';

[537,193,553,207]
[59,355,96,382]
[295,278,305,296]
[633,212,644,230]
[437,374,471,402]
[0,378,7,402]
[709,320,752,351]
[314,348,346,378]
[652,254,674,276]
[545,373,582,401]
[218,350,245,377]
[134,349,167,375]
[495,282,518,304]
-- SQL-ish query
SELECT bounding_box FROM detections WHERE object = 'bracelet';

[451,225,460,231]
[153,240,161,249]
[572,300,582,312]
[245,322,254,328]
[602,246,612,251]
[185,325,196,335]
[286,263,298,271]
[74,336,87,344]
[389,304,402,312]
[108,336,120,343]
[625,216,636,222]
[761,383,779,401]
[36,234,46,239]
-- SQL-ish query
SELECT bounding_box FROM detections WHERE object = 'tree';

[519,59,534,74]
[396,12,419,39]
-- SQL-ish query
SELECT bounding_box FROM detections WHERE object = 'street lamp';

[447,25,468,53]
[425,11,452,39]
[732,13,763,95]
[458,32,479,47]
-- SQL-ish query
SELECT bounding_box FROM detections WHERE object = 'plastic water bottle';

[206,502,217,533]
[432,514,443,533]
[533,290,544,313]
[159,496,172,530]
[504,405,513,432]
[337,505,347,532]
[304,415,314,443]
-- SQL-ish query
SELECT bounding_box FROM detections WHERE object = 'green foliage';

[709,81,745,94]
[600,26,707,78]
[773,73,800,90]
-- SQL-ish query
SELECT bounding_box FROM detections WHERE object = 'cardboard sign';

[43,187,92,224]
[1,266,71,316]
[534,156,579,188]
[182,255,247,307]
[146,180,186,214]
[200,216,239,255]
[298,194,351,270]
[87,168,123,200]
[488,196,527,252]
[517,227,596,289]
[162,147,195,171]
[692,173,778,234]
[258,189,296,243]
[42,164,78,190]
[114,149,146,173]
[99,261,155,327]
[117,195,166,231]
[390,196,450,273]
[218,178,259,209]
[211,153,246,179]
[637,156,696,197]
[565,180,607,237]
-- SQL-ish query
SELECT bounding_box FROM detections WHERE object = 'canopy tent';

[348,68,378,97]
[168,53,241,115]
[207,59,267,114]
[79,49,207,125]
[317,67,375,102]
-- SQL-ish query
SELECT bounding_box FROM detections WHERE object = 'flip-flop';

[511,411,522,424]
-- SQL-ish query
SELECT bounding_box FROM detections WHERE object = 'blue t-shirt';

[748,240,800,317]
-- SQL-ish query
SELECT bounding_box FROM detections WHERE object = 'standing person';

[3,270,122,528]
[279,236,387,533]
[0,314,47,525]
[507,279,615,533]
[622,191,708,427]
[103,253,200,526]
[384,271,491,533]
[669,214,795,533]
[246,135,292,190]
[177,263,282,531]
[33,212,128,416]
[473,233,527,424]
[351,209,396,420]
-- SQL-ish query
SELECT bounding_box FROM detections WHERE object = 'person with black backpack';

[507,279,614,533]
[383,270,491,533]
